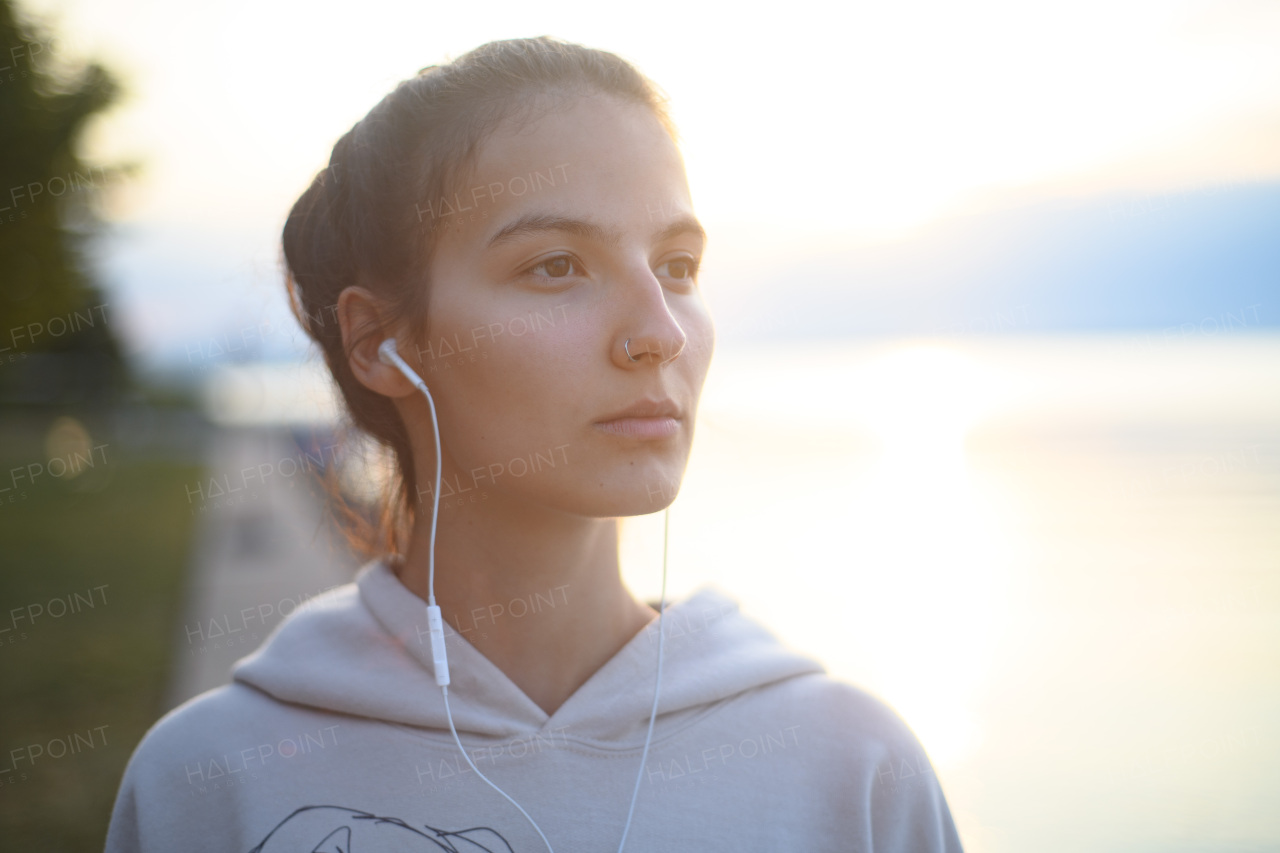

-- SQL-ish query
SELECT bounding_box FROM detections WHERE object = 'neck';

[396,491,657,716]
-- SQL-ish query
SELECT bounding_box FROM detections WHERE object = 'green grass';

[0,414,204,851]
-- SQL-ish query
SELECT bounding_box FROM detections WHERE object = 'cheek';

[431,306,599,435]
[436,324,605,492]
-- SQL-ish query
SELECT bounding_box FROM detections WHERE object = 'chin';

[591,467,685,516]
[569,492,677,519]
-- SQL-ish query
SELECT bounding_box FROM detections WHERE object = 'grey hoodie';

[105,558,964,852]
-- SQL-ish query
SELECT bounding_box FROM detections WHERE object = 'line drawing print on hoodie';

[248,805,514,851]
[105,557,965,852]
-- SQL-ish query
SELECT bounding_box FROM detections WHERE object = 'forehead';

[430,94,692,247]
[474,92,681,180]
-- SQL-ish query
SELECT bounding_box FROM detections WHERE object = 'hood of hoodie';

[232,558,825,745]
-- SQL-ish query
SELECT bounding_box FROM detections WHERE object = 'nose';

[612,266,688,368]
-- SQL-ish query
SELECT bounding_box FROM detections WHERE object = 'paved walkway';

[164,424,360,711]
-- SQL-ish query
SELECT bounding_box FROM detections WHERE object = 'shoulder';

[107,682,351,853]
[763,671,930,759]
[783,676,962,845]
[119,678,348,795]
[121,683,280,781]
[106,684,268,853]
[745,672,964,849]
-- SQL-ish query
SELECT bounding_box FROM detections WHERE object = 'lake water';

[617,333,1280,853]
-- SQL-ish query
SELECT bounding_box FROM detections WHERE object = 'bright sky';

[15,0,1280,365]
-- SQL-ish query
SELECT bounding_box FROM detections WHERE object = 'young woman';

[106,37,964,852]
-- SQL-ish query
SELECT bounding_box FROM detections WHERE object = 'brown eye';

[656,257,699,281]
[532,254,577,278]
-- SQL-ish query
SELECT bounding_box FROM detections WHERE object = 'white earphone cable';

[379,339,667,853]
[442,685,558,851]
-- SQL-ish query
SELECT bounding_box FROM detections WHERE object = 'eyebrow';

[655,215,707,247]
[486,213,706,251]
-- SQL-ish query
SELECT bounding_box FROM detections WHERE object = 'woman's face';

[405,92,714,518]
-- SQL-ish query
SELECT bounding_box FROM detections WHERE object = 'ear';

[336,286,420,399]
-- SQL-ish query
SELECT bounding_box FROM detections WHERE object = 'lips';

[594,398,683,440]
[595,398,682,423]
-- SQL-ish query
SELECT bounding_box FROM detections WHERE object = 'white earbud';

[378,339,429,394]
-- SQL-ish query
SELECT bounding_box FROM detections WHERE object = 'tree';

[0,0,134,406]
